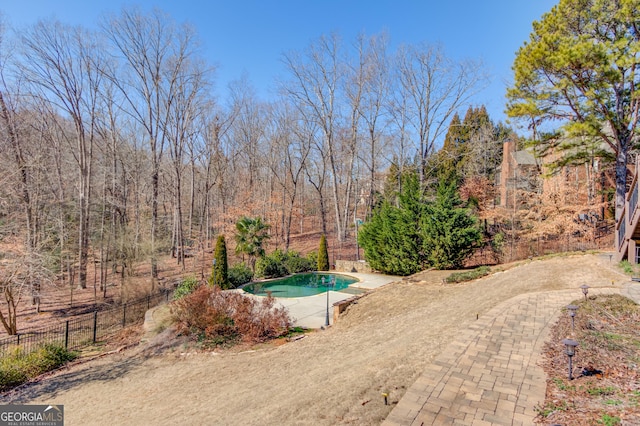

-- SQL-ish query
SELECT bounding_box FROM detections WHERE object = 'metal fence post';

[93,311,98,343]
[1,288,172,357]
[65,320,69,349]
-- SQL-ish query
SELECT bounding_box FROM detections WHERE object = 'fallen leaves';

[537,294,640,425]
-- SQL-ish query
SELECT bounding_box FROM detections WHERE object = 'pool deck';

[241,272,399,329]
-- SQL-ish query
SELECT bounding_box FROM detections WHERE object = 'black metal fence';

[0,289,173,356]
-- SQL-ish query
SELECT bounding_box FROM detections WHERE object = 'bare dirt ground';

[2,253,629,425]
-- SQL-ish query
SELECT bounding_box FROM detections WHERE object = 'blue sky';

[1,1,558,125]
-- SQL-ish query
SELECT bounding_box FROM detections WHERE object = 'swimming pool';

[242,273,359,298]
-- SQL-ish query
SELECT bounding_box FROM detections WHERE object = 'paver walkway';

[383,287,622,426]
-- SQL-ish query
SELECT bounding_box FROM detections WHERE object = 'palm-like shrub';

[234,217,270,272]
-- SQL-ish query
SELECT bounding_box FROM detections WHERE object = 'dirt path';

[3,253,628,425]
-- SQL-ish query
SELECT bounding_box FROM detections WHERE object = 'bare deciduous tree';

[103,8,204,283]
[0,248,53,335]
[20,20,105,289]
[282,34,348,241]
[395,43,487,187]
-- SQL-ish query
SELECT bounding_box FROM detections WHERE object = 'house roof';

[511,150,537,166]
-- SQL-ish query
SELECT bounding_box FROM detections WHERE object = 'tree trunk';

[151,166,159,279]
[0,92,35,250]
[615,145,627,222]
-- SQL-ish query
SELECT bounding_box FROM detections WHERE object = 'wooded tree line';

[0,7,502,300]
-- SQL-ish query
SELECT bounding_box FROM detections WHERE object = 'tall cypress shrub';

[317,234,329,271]
[422,179,482,269]
[210,235,230,289]
[358,173,424,276]
[360,170,481,274]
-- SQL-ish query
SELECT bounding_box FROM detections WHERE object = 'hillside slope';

[6,253,627,425]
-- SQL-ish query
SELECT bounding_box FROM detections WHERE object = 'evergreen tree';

[210,235,230,289]
[359,172,425,275]
[436,113,464,183]
[506,0,640,221]
[422,179,482,269]
[433,106,507,185]
[462,105,490,135]
[361,167,482,274]
[317,234,329,271]
[382,157,418,207]
[454,106,490,179]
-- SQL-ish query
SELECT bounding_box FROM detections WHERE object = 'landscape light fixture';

[325,276,335,327]
[566,304,578,329]
[562,338,579,380]
[580,284,589,301]
[324,277,329,327]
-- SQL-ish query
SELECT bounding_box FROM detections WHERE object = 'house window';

[635,245,640,264]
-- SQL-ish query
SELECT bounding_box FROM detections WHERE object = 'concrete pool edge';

[237,271,399,329]
[241,272,360,298]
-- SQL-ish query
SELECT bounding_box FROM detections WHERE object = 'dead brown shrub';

[170,285,292,346]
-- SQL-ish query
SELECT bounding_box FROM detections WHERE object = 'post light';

[325,276,336,327]
[324,277,329,327]
[566,304,579,329]
[562,338,579,380]
[580,284,589,301]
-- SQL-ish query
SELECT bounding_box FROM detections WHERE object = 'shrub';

[283,251,314,274]
[306,250,318,267]
[170,285,291,346]
[209,235,230,289]
[445,266,491,283]
[0,355,28,391]
[228,263,253,288]
[619,260,634,275]
[491,232,505,255]
[255,250,315,279]
[35,343,77,369]
[174,275,200,300]
[0,344,78,392]
[422,180,482,269]
[318,234,329,271]
[359,172,481,274]
[255,249,288,279]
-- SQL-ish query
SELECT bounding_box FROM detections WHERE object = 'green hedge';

[0,344,78,392]
[255,249,315,279]
[228,263,254,288]
[445,266,491,283]
[174,275,200,300]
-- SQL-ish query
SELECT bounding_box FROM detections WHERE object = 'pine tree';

[506,0,640,221]
[317,234,329,271]
[210,235,230,289]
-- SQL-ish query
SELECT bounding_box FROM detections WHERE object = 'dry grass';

[3,253,630,425]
